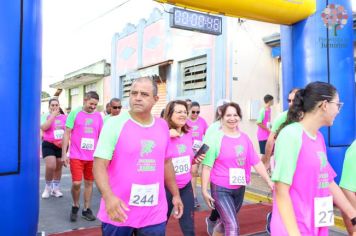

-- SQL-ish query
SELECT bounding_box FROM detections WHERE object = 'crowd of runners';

[40,76,356,236]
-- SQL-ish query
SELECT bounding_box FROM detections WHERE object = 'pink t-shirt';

[271,124,337,236]
[257,107,271,141]
[42,114,67,143]
[187,117,208,151]
[67,109,103,161]
[167,132,195,189]
[94,112,170,228]
[210,132,260,189]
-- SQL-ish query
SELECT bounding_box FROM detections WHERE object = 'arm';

[329,182,356,233]
[201,165,215,209]
[61,127,71,167]
[275,182,301,236]
[253,161,273,190]
[262,132,276,168]
[164,159,183,219]
[257,122,270,132]
[94,158,129,222]
[40,113,56,131]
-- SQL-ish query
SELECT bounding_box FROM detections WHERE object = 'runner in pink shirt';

[41,98,67,198]
[202,102,273,236]
[187,101,208,208]
[93,77,183,236]
[61,91,103,222]
[271,82,356,235]
[163,100,205,236]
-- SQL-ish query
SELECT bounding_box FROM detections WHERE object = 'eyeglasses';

[111,106,122,110]
[174,110,187,115]
[328,101,344,111]
[191,111,200,114]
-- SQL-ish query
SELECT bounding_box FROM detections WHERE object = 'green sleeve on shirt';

[104,115,111,123]
[204,121,220,138]
[339,140,356,192]
[40,113,49,125]
[94,111,130,160]
[65,107,82,129]
[271,111,288,133]
[256,108,265,123]
[272,123,303,185]
[202,129,224,167]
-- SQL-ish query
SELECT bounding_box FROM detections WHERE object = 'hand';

[194,153,205,165]
[104,194,130,222]
[50,107,60,116]
[202,190,215,209]
[61,155,69,167]
[172,195,184,219]
[169,129,181,138]
[267,180,274,191]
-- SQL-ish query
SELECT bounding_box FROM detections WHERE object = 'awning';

[126,60,173,79]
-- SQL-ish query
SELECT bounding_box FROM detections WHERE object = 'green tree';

[41,91,50,99]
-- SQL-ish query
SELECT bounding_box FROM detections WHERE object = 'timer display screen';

[170,7,222,35]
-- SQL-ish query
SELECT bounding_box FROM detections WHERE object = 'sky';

[42,0,356,93]
[42,0,162,92]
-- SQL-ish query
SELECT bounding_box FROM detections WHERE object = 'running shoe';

[205,217,216,236]
[82,208,96,221]
[51,188,63,198]
[266,211,272,235]
[70,206,79,222]
[41,187,51,199]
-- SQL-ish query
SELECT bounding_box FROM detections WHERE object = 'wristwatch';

[351,216,356,226]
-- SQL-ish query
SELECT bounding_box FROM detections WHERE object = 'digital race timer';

[170,7,222,35]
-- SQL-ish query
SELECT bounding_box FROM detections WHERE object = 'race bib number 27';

[314,196,334,227]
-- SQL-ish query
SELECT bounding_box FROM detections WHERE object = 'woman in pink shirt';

[271,81,356,235]
[163,100,205,236]
[40,98,67,198]
[201,102,272,236]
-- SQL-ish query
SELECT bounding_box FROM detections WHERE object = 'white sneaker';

[41,187,51,199]
[51,188,63,198]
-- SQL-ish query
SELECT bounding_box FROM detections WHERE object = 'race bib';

[192,140,202,152]
[314,196,334,227]
[172,155,191,175]
[80,138,94,150]
[129,183,159,207]
[54,129,64,140]
[229,168,246,185]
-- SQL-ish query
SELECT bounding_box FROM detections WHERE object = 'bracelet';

[351,216,356,226]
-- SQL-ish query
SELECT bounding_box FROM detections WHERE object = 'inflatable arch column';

[281,0,356,182]
[0,0,41,235]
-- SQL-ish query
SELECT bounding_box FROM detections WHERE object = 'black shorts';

[258,140,267,154]
[42,141,62,158]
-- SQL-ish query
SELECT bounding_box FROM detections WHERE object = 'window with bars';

[70,87,79,96]
[84,82,97,93]
[180,56,207,96]
[121,75,134,100]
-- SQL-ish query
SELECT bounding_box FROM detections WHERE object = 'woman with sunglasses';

[271,81,356,235]
[163,100,205,236]
[187,101,208,208]
[104,98,122,123]
[201,102,273,236]
[40,98,67,198]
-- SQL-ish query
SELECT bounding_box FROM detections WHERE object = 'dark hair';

[110,98,121,105]
[160,108,165,118]
[185,99,192,103]
[163,100,190,133]
[85,91,99,100]
[191,101,200,108]
[48,98,59,106]
[59,107,65,115]
[264,94,274,103]
[276,81,337,137]
[132,76,158,96]
[220,102,242,120]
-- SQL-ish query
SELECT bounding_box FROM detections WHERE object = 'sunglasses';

[191,111,200,114]
[112,106,122,109]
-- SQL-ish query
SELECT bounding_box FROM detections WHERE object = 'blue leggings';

[166,181,195,236]
[210,183,245,236]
